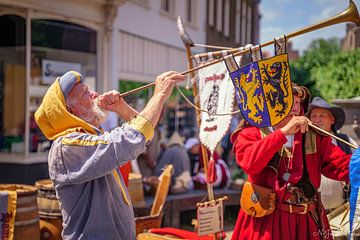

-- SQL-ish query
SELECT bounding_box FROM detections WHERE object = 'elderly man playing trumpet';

[35,70,184,240]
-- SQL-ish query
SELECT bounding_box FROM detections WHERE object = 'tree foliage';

[312,50,360,100]
[290,38,360,101]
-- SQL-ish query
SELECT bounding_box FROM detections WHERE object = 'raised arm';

[98,71,184,127]
[320,135,351,182]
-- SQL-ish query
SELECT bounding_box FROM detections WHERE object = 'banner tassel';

[207,153,216,184]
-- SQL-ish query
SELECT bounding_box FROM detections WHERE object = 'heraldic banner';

[224,53,293,128]
[0,190,17,240]
[198,58,239,152]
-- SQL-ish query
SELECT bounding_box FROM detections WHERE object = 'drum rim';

[0,184,37,196]
[35,179,54,191]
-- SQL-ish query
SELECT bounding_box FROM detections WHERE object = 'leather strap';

[276,201,316,215]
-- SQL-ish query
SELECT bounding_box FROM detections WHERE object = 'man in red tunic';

[230,85,350,240]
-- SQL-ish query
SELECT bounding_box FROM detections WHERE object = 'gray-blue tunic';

[48,124,146,240]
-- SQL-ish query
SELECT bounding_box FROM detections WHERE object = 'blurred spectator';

[184,137,231,188]
[137,127,163,177]
[307,96,358,211]
[155,131,193,193]
[185,137,201,176]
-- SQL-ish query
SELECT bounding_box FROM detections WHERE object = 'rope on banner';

[175,84,241,117]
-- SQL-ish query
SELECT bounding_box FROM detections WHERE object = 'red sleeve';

[232,126,287,175]
[119,161,131,187]
[320,136,350,182]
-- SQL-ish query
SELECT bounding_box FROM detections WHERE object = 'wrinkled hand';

[97,90,125,113]
[154,71,185,101]
[280,116,310,136]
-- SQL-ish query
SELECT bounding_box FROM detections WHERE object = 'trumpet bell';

[286,0,360,39]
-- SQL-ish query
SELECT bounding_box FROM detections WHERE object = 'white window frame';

[208,0,215,27]
[216,0,222,32]
[241,0,247,45]
[235,0,241,43]
[247,3,252,44]
[0,7,100,164]
[224,0,230,37]
[130,0,150,8]
[160,0,176,17]
[186,0,197,26]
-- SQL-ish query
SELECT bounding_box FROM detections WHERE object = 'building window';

[216,0,222,32]
[130,0,149,8]
[161,0,175,15]
[208,0,215,27]
[30,20,97,153]
[224,0,230,37]
[0,15,98,155]
[247,4,253,44]
[241,0,247,45]
[32,20,96,54]
[0,15,26,154]
[186,0,196,25]
[162,0,170,12]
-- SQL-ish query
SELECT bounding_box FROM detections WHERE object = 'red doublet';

[231,126,350,240]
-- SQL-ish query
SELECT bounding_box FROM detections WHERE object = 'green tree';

[290,38,360,100]
[290,38,341,96]
[312,49,360,100]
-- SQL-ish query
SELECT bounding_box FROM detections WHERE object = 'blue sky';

[259,0,360,54]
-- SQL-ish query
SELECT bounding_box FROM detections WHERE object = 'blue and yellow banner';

[224,53,293,127]
[0,191,17,240]
[350,148,360,240]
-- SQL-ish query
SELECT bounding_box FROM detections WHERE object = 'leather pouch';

[240,181,276,217]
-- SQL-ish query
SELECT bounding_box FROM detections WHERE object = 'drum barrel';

[0,184,40,240]
[35,179,63,240]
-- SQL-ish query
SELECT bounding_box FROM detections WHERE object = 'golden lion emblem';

[235,68,264,124]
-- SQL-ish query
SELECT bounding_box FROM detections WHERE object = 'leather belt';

[276,201,316,214]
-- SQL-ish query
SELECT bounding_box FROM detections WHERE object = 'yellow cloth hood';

[35,72,97,140]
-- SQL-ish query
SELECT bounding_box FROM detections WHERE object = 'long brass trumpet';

[193,0,360,60]
[119,0,360,98]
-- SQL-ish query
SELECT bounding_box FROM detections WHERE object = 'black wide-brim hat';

[307,96,345,131]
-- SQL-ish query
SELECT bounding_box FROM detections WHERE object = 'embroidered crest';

[259,54,293,122]
[198,57,240,152]
[225,53,293,127]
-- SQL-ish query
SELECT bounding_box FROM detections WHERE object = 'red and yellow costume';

[230,126,350,240]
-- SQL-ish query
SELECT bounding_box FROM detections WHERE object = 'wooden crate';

[128,173,145,207]
[135,212,163,235]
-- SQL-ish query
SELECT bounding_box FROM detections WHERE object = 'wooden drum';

[0,184,40,240]
[35,179,62,240]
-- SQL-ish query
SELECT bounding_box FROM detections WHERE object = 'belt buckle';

[297,203,308,214]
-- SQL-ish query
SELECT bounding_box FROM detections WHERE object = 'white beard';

[80,98,109,126]
[92,98,109,125]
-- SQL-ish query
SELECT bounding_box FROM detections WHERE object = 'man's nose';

[90,91,99,99]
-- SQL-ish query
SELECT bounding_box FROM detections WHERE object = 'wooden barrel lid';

[35,179,54,190]
[0,184,37,196]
